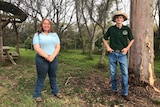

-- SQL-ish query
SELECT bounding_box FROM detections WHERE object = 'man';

[102,11,134,101]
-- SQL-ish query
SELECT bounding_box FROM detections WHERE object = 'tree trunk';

[0,15,4,62]
[158,0,160,38]
[75,0,86,54]
[13,21,19,54]
[129,0,156,86]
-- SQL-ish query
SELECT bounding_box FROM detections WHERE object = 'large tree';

[129,0,159,92]
[158,0,160,37]
[0,15,3,62]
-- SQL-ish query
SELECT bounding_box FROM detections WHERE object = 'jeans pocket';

[121,52,126,55]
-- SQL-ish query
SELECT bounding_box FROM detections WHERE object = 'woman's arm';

[33,44,49,59]
[48,44,60,62]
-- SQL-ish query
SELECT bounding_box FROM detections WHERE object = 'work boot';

[36,97,43,107]
[121,95,130,101]
[55,93,62,99]
[109,91,118,96]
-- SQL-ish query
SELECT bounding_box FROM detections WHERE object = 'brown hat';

[112,11,128,22]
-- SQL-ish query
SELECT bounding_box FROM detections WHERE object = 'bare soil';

[67,73,160,107]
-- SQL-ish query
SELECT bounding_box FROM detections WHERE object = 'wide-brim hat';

[112,11,128,22]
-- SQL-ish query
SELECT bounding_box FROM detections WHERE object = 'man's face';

[115,15,124,24]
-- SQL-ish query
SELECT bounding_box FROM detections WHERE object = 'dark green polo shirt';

[103,25,134,50]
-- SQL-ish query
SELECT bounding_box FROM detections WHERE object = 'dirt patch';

[66,73,160,107]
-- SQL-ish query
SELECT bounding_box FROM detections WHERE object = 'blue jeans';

[33,54,59,98]
[108,52,128,96]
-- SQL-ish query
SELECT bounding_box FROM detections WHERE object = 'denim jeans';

[33,54,59,98]
[108,52,128,96]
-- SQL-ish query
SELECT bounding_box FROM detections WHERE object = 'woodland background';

[2,0,160,60]
[0,0,160,107]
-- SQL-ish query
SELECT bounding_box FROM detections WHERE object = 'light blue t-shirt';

[33,32,60,55]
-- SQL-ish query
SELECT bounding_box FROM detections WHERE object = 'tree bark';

[13,21,19,54]
[75,0,86,53]
[0,15,4,62]
[129,0,156,86]
[158,0,160,37]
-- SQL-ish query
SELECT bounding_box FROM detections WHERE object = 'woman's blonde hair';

[37,18,54,34]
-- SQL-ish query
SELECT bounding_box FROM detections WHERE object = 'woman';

[33,18,62,103]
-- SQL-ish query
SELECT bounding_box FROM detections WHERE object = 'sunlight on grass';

[0,49,160,107]
[59,50,108,68]
[19,48,36,60]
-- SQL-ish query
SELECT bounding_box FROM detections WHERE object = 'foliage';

[0,49,160,107]
[154,60,160,82]
[60,24,91,51]
[3,27,17,46]
[3,22,35,48]
[19,22,35,44]
[154,29,160,60]
[95,37,103,52]
[23,34,33,49]
[0,49,108,107]
[60,26,79,50]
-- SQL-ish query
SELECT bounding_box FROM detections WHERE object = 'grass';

[0,48,160,107]
[154,60,160,81]
[0,49,108,107]
[59,50,107,68]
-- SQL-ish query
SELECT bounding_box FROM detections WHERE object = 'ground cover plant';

[0,49,160,107]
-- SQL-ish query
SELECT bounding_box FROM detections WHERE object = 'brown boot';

[36,97,43,107]
[55,93,62,99]
[121,95,130,101]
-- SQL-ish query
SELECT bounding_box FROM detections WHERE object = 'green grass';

[20,48,36,60]
[0,48,160,107]
[152,98,160,105]
[59,50,108,68]
[154,60,160,81]
[0,49,107,107]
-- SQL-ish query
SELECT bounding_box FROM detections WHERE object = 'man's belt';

[113,50,121,53]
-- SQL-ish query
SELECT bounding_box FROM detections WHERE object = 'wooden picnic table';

[3,46,10,52]
[3,46,18,65]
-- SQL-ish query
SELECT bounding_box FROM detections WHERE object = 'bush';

[23,36,33,50]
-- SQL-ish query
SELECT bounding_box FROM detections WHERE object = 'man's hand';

[107,48,114,53]
[121,48,128,55]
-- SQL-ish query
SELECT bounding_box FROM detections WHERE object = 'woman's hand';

[46,55,55,62]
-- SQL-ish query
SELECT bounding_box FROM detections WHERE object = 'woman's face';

[42,19,51,32]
